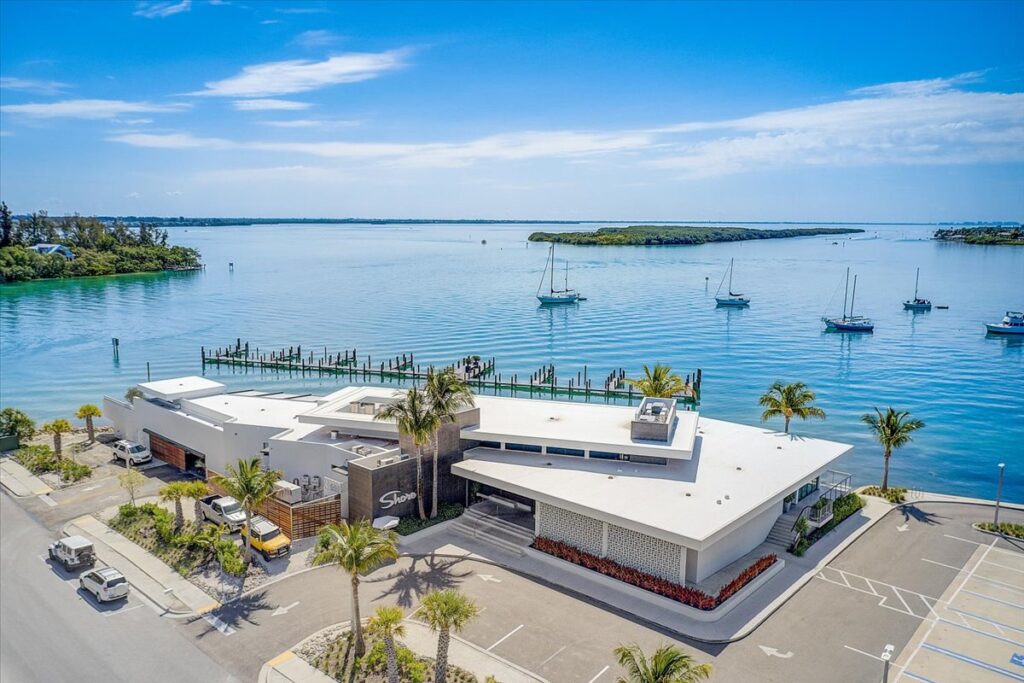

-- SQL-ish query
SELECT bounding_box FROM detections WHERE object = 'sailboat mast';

[850,275,858,317]
[914,267,920,299]
[728,258,734,294]
[565,259,569,291]
[549,244,555,294]
[842,267,850,318]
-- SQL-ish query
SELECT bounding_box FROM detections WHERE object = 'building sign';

[379,490,417,509]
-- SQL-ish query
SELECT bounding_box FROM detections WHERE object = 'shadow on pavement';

[190,590,272,638]
[900,505,948,526]
[368,555,474,608]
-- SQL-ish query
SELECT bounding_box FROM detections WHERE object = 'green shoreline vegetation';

[528,225,864,245]
[932,226,1024,245]
[0,203,201,283]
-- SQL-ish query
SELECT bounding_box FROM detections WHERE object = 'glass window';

[106,576,127,587]
[260,528,281,542]
[479,441,501,449]
[630,455,668,466]
[589,451,621,460]
[506,443,542,453]
[546,446,585,457]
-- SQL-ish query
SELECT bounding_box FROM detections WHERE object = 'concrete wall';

[267,438,346,484]
[103,396,136,440]
[690,500,781,583]
[348,455,421,522]
[127,400,226,466]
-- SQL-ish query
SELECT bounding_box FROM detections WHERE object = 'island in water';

[933,226,1024,246]
[528,225,864,246]
[0,204,201,283]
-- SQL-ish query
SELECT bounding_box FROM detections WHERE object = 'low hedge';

[791,493,864,556]
[532,536,777,610]
[976,522,1024,540]
[862,486,907,504]
[395,502,464,536]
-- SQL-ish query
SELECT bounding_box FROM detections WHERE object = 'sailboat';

[536,243,582,304]
[823,267,874,332]
[714,258,750,306]
[903,268,932,311]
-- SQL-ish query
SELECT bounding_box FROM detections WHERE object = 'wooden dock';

[201,339,701,406]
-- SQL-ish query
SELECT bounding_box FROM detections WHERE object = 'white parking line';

[103,604,143,618]
[963,589,1024,610]
[486,624,523,651]
[201,612,236,636]
[981,559,1024,575]
[539,645,566,667]
[587,665,610,683]
[921,557,1024,594]
[38,494,57,507]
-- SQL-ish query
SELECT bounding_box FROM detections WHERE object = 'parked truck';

[198,495,247,531]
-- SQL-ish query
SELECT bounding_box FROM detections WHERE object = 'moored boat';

[903,268,931,311]
[823,268,874,332]
[985,311,1024,335]
[536,243,581,304]
[714,258,750,307]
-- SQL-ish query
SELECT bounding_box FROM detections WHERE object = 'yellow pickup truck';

[240,516,291,561]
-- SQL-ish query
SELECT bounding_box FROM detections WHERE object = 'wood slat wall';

[148,434,186,471]
[205,471,341,539]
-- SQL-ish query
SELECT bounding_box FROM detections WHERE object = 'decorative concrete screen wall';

[607,523,682,582]
[537,502,603,556]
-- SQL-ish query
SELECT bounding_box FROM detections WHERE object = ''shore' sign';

[379,490,417,509]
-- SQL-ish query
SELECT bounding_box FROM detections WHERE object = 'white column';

[534,502,542,537]
[601,522,609,557]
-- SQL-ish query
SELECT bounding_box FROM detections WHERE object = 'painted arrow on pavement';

[477,574,502,583]
[272,601,300,617]
[759,646,794,659]
[896,523,909,532]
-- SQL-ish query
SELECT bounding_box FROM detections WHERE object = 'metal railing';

[792,469,853,533]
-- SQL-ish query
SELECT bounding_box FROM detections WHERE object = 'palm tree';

[41,418,73,460]
[75,404,102,443]
[312,520,399,658]
[124,387,144,403]
[367,605,406,683]
[626,364,684,398]
[423,368,475,518]
[420,589,479,683]
[375,387,439,521]
[185,480,210,523]
[861,407,925,492]
[758,382,826,434]
[159,481,191,533]
[614,643,712,683]
[211,457,282,564]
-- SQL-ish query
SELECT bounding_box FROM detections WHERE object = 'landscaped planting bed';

[305,630,478,683]
[531,536,777,610]
[395,502,464,536]
[975,521,1024,540]
[861,486,907,504]
[13,444,92,483]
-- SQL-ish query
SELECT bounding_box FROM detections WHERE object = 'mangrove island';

[933,226,1024,246]
[528,225,864,246]
[0,204,202,283]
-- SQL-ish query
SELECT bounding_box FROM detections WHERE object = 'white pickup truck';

[198,495,247,531]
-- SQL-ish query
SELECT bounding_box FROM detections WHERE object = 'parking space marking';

[942,615,1024,648]
[102,604,143,618]
[816,567,936,619]
[948,608,1024,636]
[964,589,1024,611]
[982,559,1024,575]
[201,612,236,636]
[900,672,937,683]
[586,665,610,683]
[920,643,1024,681]
[922,558,1024,595]
[538,645,566,667]
[486,624,523,651]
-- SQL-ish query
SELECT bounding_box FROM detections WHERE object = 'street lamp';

[994,463,1006,528]
[881,644,894,683]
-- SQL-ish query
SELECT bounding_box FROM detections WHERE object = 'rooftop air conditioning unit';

[274,480,302,505]
[330,430,339,440]
[379,457,396,467]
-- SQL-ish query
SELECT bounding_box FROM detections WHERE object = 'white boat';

[903,268,932,311]
[823,268,874,332]
[714,258,750,307]
[985,311,1024,335]
[536,243,581,305]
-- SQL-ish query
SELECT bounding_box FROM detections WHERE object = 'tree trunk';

[351,575,365,657]
[174,499,184,533]
[881,449,891,491]
[243,510,253,563]
[86,416,95,443]
[435,628,450,683]
[784,415,791,434]
[431,432,440,519]
[53,433,63,460]
[384,634,398,683]
[194,498,203,524]
[415,444,427,521]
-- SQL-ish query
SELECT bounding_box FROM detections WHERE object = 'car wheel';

[48,548,55,560]
[262,551,271,562]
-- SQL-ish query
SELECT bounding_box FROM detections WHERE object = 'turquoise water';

[1,223,1021,501]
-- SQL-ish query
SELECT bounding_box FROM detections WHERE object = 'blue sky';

[1,0,1022,221]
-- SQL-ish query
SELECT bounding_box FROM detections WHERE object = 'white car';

[111,440,152,465]
[79,567,130,602]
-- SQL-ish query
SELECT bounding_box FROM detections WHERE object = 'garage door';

[146,432,187,470]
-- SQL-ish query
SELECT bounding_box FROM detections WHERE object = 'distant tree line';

[0,202,201,282]
[933,226,1023,245]
[528,225,864,246]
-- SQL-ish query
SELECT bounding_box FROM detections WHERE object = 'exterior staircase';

[764,510,800,552]
[451,506,536,557]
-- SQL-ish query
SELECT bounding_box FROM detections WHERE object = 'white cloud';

[275,7,329,14]
[108,132,231,149]
[292,30,342,49]
[166,190,183,196]
[0,77,70,96]
[232,98,312,111]
[125,192,141,198]
[258,118,360,128]
[260,19,280,25]
[189,49,410,97]
[0,99,191,119]
[134,1,191,18]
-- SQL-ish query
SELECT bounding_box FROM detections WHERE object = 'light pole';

[881,644,894,683]
[994,463,1005,528]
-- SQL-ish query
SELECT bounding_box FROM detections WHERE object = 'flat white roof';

[138,376,225,401]
[187,394,314,429]
[465,395,699,459]
[453,416,852,548]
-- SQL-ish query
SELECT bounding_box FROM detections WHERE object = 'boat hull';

[903,302,932,311]
[823,317,874,332]
[716,297,750,307]
[537,295,580,305]
[985,324,1024,335]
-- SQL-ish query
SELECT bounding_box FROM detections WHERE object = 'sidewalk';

[260,619,546,683]
[401,495,894,642]
[64,515,218,615]
[0,458,52,497]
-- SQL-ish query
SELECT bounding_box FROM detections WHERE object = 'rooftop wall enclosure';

[111,398,226,469]
[348,454,421,521]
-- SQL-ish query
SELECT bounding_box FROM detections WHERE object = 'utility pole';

[994,463,1005,528]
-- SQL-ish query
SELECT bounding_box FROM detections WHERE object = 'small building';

[28,243,75,259]
[104,377,852,585]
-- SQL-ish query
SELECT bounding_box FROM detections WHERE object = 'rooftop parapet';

[631,397,677,442]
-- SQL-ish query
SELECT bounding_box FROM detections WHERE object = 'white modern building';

[105,377,852,584]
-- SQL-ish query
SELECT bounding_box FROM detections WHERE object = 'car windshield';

[260,528,281,542]
[222,502,241,515]
[106,576,127,587]
[129,445,146,453]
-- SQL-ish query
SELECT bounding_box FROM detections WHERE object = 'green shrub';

[976,522,1024,540]
[395,502,464,536]
[0,407,36,440]
[789,494,864,555]
[57,459,91,482]
[361,640,428,683]
[13,444,58,473]
[862,486,907,504]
